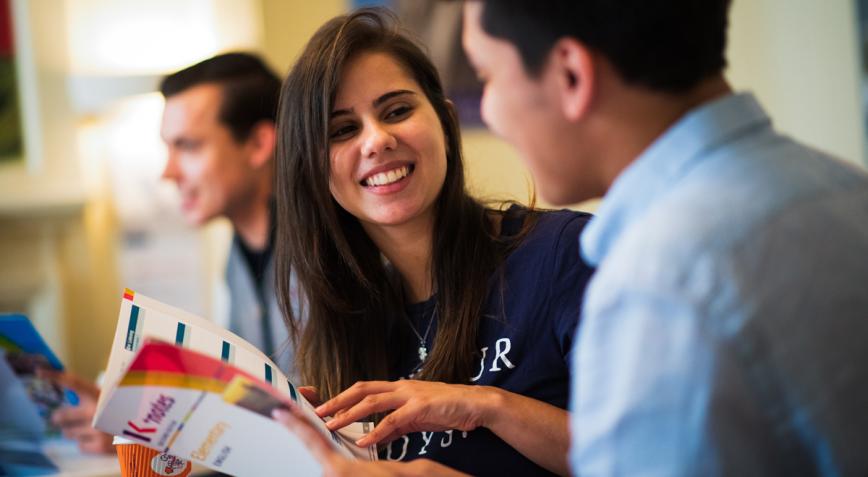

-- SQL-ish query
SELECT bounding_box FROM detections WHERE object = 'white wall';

[728,0,866,166]
[463,0,868,211]
[0,0,269,379]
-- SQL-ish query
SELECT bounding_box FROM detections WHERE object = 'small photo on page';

[222,375,290,419]
[221,375,355,458]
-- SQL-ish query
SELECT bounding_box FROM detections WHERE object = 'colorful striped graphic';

[125,305,142,351]
[123,288,135,301]
[165,391,210,452]
[175,322,190,347]
[120,341,264,393]
[220,341,234,363]
[120,371,228,394]
[117,342,352,460]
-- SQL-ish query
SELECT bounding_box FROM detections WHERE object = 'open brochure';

[94,289,376,476]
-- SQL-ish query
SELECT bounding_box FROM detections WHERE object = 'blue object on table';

[0,314,64,371]
[1,314,79,406]
[0,443,58,476]
[0,348,47,442]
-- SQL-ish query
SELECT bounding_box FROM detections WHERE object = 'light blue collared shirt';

[570,93,868,476]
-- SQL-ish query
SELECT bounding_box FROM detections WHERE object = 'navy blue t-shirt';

[384,207,594,476]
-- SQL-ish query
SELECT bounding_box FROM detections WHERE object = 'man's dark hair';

[476,0,733,93]
[159,52,281,141]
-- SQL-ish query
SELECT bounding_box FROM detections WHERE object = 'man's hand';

[40,369,114,454]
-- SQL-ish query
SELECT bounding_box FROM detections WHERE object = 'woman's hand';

[318,380,571,476]
[314,380,501,447]
[272,408,469,477]
[297,386,323,407]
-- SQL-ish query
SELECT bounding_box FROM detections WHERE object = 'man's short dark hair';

[476,0,732,93]
[160,52,281,141]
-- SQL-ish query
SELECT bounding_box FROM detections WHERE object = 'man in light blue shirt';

[462,0,868,475]
[573,92,868,476]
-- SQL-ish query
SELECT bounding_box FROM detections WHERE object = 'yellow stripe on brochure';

[120,371,227,394]
[222,376,254,405]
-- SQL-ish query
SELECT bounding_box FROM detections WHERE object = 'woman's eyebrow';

[331,90,416,119]
[373,89,415,107]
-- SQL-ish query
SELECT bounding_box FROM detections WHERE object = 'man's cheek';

[480,87,510,140]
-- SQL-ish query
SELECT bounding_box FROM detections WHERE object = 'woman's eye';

[385,104,413,121]
[329,124,357,141]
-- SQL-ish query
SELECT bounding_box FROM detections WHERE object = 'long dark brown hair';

[275,8,517,399]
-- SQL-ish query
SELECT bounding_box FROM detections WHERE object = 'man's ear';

[246,120,277,169]
[549,37,596,122]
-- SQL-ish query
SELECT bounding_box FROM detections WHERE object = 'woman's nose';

[360,122,398,159]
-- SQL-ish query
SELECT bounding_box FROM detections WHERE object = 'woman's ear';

[548,37,596,122]
[246,120,278,169]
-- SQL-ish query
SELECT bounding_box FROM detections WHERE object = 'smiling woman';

[273,8,594,476]
[328,53,447,231]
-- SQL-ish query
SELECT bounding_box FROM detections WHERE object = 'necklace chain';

[407,306,436,363]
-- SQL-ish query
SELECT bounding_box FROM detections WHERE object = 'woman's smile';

[360,163,416,194]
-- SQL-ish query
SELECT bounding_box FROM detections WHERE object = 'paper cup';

[115,443,191,477]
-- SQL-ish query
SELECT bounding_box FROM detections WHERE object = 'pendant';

[418,342,428,362]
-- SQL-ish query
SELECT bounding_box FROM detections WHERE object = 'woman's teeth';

[364,166,410,187]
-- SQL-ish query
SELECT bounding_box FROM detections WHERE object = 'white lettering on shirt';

[470,346,488,382]
[386,435,409,461]
[489,338,516,372]
[419,432,434,455]
[440,430,453,448]
[395,337,518,459]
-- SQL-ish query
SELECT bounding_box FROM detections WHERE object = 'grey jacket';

[225,235,299,382]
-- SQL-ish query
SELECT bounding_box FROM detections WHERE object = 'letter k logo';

[123,421,157,443]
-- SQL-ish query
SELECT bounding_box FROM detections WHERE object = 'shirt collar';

[580,92,772,267]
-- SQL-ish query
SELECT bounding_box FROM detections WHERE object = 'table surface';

[38,438,212,477]
[42,438,121,477]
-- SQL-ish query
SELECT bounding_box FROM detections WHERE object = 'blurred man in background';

[51,52,296,454]
[158,52,293,374]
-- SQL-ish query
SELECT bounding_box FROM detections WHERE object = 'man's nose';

[161,153,180,181]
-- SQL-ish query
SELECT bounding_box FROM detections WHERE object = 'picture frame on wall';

[350,0,484,126]
[0,0,23,164]
[858,0,868,153]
